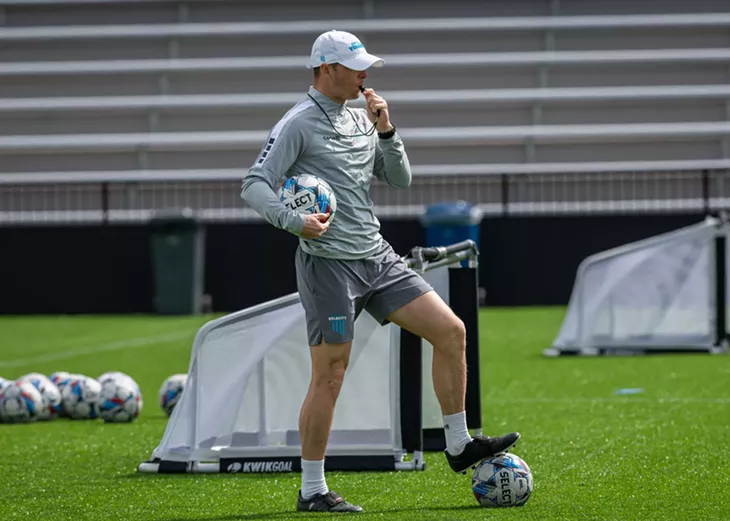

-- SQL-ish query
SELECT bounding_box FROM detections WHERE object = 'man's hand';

[299,213,330,239]
[361,88,393,133]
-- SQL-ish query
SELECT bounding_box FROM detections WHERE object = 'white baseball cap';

[306,30,385,71]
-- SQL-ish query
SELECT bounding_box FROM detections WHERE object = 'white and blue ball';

[61,376,102,420]
[50,372,85,417]
[472,453,533,508]
[50,371,82,391]
[97,371,131,384]
[98,371,140,393]
[159,374,187,416]
[98,378,142,423]
[17,373,62,421]
[0,380,44,423]
[277,174,337,223]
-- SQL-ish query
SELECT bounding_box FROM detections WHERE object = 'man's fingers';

[364,90,384,108]
[367,98,387,116]
[313,223,329,238]
[306,213,329,223]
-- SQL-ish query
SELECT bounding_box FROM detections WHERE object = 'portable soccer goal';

[546,215,730,356]
[138,240,483,474]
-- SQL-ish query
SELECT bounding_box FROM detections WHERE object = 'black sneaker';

[296,490,363,513]
[445,432,521,474]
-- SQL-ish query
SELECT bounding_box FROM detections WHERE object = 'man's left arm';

[361,88,412,189]
[373,133,412,189]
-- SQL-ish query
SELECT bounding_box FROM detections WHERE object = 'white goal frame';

[546,214,730,356]
[138,240,483,474]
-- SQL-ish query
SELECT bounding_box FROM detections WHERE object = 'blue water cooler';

[421,201,482,266]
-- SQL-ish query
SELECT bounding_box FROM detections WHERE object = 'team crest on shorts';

[328,315,347,335]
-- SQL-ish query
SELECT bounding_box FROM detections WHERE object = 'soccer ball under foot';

[472,453,533,508]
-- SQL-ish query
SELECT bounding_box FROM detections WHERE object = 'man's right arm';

[240,118,307,235]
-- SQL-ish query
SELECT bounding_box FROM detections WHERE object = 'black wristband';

[378,125,396,140]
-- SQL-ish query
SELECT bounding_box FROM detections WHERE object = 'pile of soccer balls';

[0,371,188,424]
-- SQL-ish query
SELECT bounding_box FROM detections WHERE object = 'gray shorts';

[295,240,433,345]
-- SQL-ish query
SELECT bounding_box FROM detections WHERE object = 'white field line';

[0,330,195,369]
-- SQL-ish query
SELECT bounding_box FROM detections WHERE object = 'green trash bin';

[149,208,205,315]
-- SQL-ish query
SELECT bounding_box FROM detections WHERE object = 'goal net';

[547,216,729,356]
[138,241,482,473]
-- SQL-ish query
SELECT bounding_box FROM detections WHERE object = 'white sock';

[443,411,473,456]
[301,459,328,500]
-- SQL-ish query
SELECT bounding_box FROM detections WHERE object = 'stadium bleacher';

[1,0,730,222]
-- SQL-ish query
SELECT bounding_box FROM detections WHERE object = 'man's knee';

[435,316,466,355]
[316,358,347,383]
[312,362,347,402]
[310,342,350,397]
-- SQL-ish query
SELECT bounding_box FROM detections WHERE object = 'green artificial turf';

[0,309,728,520]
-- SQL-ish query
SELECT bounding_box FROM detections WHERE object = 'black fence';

[0,213,704,314]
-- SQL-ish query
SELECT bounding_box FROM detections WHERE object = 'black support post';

[449,267,483,433]
[399,329,423,455]
[715,234,727,347]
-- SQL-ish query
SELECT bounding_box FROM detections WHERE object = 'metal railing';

[1,161,728,225]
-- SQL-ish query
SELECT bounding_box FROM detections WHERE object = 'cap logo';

[348,41,364,52]
[320,55,326,62]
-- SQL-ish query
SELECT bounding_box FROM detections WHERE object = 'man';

[240,30,520,513]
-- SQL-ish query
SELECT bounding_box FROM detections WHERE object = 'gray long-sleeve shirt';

[240,86,412,260]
